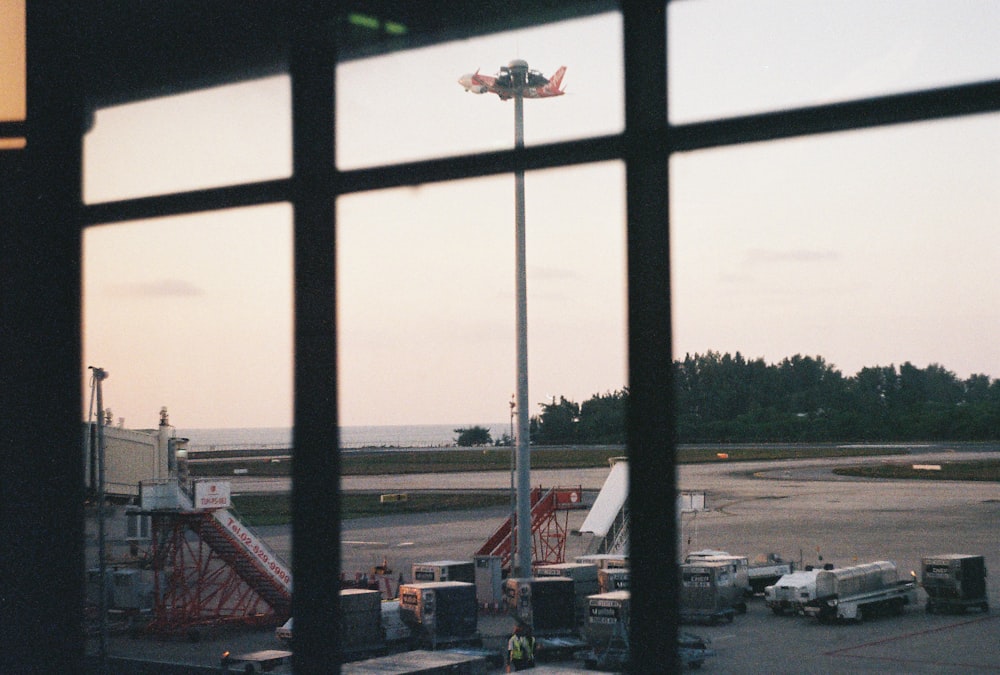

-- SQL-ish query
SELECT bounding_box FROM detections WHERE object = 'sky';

[79,2,1000,429]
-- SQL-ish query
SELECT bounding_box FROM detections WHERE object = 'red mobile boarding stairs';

[141,481,292,635]
[476,485,586,573]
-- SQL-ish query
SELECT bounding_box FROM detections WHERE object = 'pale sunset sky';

[70,2,1000,429]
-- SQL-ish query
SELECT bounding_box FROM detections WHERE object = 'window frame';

[7,1,1000,671]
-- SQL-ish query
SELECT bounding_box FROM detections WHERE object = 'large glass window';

[672,115,1000,377]
[83,77,291,204]
[336,163,626,425]
[82,206,293,428]
[669,0,1000,123]
[336,12,623,169]
[16,2,991,672]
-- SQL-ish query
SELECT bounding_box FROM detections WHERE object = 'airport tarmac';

[99,450,1000,672]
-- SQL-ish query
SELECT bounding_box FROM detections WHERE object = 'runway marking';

[342,540,388,546]
[397,542,414,547]
[824,614,1000,670]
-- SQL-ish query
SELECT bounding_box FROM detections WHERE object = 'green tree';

[453,425,492,447]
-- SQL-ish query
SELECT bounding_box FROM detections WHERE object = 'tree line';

[528,352,1000,444]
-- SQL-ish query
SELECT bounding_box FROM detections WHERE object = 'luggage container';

[473,555,503,608]
[398,581,478,647]
[411,559,475,584]
[680,561,744,624]
[503,577,576,636]
[583,590,630,645]
[922,554,989,614]
[535,562,600,625]
[684,551,751,602]
[574,554,628,570]
[340,588,384,653]
[598,567,630,593]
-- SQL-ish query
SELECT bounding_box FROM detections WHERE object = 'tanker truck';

[803,561,917,623]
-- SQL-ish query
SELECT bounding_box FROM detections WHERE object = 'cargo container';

[503,577,576,636]
[803,561,917,622]
[685,549,793,595]
[340,588,384,653]
[922,554,989,614]
[411,560,475,584]
[274,588,387,653]
[473,555,503,608]
[398,581,478,647]
[682,554,748,612]
[680,561,744,624]
[598,567,630,593]
[535,562,600,625]
[574,554,628,570]
[764,570,819,615]
[579,591,715,671]
[583,590,630,645]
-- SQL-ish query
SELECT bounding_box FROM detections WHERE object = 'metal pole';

[91,367,109,665]
[511,59,532,579]
[509,394,516,560]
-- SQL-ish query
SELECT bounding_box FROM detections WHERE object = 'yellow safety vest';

[510,635,534,660]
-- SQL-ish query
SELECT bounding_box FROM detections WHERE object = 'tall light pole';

[459,59,565,577]
[88,366,110,664]
[509,59,534,578]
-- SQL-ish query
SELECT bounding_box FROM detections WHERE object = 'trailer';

[764,569,819,616]
[922,554,989,614]
[803,561,917,623]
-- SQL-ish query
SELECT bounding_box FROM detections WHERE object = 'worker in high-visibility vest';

[506,621,537,671]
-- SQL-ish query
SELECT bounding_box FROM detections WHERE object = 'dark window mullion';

[290,4,342,670]
[623,2,677,671]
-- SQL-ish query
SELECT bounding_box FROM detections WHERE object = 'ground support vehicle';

[220,649,292,673]
[922,554,989,614]
[803,561,917,623]
[747,554,795,595]
[764,570,819,615]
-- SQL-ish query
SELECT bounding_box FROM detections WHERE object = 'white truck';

[764,569,819,615]
[803,561,917,623]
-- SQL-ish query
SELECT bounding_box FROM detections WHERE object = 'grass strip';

[231,491,511,526]
[834,459,1000,481]
[191,445,905,478]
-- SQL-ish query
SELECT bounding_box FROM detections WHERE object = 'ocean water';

[178,423,510,450]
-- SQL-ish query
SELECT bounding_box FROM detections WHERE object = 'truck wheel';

[982,602,989,613]
[737,602,747,614]
[772,607,785,616]
[926,601,935,614]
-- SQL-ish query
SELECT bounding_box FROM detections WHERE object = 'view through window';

[70,3,1000,672]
